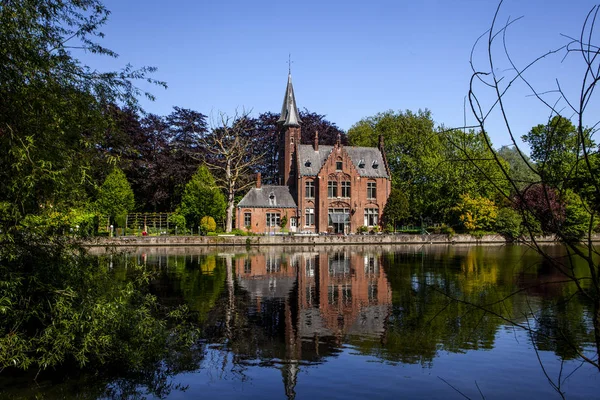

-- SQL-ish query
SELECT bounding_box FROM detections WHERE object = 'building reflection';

[234,250,392,399]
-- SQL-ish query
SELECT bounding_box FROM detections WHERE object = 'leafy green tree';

[382,188,409,231]
[348,111,506,222]
[180,166,226,228]
[0,0,163,216]
[452,194,498,232]
[96,168,135,226]
[561,190,591,242]
[497,146,537,191]
[522,116,593,187]
[200,216,217,234]
[348,109,443,220]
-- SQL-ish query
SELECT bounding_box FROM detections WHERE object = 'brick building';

[236,73,391,234]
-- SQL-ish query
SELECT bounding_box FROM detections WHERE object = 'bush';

[231,229,248,236]
[495,207,522,241]
[357,225,369,234]
[440,225,455,237]
[200,216,216,235]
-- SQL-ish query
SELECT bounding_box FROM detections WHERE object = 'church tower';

[278,73,302,190]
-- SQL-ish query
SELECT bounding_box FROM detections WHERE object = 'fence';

[99,213,215,236]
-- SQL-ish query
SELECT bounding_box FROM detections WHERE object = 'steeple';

[277,73,302,126]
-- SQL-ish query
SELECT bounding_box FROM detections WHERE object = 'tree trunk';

[226,189,234,233]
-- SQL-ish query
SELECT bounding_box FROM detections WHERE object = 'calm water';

[3,244,600,399]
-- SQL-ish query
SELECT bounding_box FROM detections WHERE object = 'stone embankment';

[84,233,583,247]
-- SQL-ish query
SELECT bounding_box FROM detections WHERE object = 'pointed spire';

[278,73,302,126]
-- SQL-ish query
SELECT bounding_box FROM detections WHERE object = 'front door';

[328,209,350,234]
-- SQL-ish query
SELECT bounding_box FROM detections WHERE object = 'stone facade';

[236,73,391,234]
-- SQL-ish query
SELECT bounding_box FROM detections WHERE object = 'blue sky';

[85,0,599,149]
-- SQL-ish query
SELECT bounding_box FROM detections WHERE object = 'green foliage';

[495,207,523,241]
[561,190,591,241]
[280,215,288,230]
[96,168,135,225]
[357,225,369,234]
[452,194,498,232]
[348,111,507,222]
[200,216,217,235]
[0,233,197,374]
[522,116,592,187]
[168,213,187,231]
[497,146,537,191]
[0,0,163,216]
[180,166,226,229]
[440,225,455,237]
[382,188,409,230]
[231,228,248,236]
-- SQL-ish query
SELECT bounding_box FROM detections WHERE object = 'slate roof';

[237,185,297,208]
[277,74,302,127]
[297,145,389,178]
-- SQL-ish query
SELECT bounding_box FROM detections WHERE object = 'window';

[367,181,376,199]
[305,208,315,226]
[290,217,297,228]
[305,180,315,198]
[266,213,280,227]
[364,208,379,226]
[328,181,338,198]
[336,160,343,171]
[244,258,251,274]
[244,212,251,228]
[341,181,351,198]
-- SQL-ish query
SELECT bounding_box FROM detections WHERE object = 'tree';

[382,188,409,231]
[179,166,226,229]
[497,146,537,191]
[96,168,135,225]
[523,116,593,188]
[348,110,506,223]
[202,112,265,232]
[466,1,600,376]
[0,0,164,216]
[452,193,498,232]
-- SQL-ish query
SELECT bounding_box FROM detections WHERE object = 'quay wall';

[83,233,589,248]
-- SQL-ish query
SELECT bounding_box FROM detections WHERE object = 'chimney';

[336,132,341,147]
[314,131,319,151]
[256,172,262,189]
[378,134,384,150]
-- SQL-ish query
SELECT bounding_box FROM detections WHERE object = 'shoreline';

[82,233,591,247]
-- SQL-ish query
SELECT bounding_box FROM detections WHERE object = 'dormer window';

[269,192,276,205]
[372,160,379,169]
[358,159,365,168]
[305,159,311,167]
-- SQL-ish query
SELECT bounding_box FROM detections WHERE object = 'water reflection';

[17,244,597,399]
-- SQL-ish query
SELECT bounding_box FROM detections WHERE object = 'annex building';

[236,73,391,234]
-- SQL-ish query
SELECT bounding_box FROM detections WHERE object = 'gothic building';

[236,73,391,234]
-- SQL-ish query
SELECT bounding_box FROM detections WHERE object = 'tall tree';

[0,0,164,216]
[202,113,265,232]
[96,167,135,226]
[179,166,226,229]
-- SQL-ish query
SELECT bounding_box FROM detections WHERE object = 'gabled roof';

[277,74,302,126]
[297,145,389,178]
[237,185,297,208]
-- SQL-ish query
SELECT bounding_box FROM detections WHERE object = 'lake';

[2,244,599,399]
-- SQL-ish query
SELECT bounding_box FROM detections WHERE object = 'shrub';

[200,216,216,235]
[440,225,455,237]
[495,207,522,241]
[357,225,369,234]
[168,213,187,232]
[452,194,498,232]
